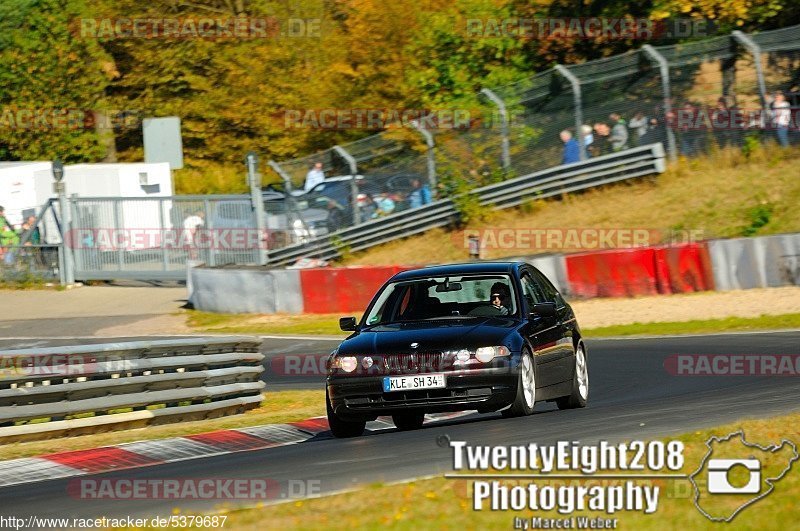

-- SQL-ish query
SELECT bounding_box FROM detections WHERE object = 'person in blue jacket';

[560,130,581,164]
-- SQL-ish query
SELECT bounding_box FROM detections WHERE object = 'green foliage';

[742,131,762,159]
[1,0,797,193]
[742,201,773,236]
[0,0,111,161]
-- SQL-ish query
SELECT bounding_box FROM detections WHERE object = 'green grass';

[178,410,800,530]
[186,309,800,338]
[186,310,348,336]
[583,313,800,337]
[2,390,326,461]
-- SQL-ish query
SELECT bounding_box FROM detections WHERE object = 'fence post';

[554,65,585,161]
[480,88,511,170]
[642,45,679,162]
[333,145,359,226]
[268,160,294,193]
[158,198,169,272]
[732,31,769,113]
[246,152,268,265]
[410,120,437,192]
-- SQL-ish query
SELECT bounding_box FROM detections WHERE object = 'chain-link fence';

[269,24,800,242]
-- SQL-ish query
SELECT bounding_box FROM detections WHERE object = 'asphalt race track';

[1,331,798,520]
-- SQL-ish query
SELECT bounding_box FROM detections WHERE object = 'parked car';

[325,261,588,437]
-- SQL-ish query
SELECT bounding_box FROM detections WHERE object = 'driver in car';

[490,282,511,315]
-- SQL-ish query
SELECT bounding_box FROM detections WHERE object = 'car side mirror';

[531,302,557,318]
[339,316,357,331]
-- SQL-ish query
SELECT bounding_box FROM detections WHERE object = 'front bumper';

[327,366,518,420]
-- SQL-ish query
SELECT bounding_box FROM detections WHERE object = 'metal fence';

[0,337,264,441]
[268,24,800,231]
[266,143,666,266]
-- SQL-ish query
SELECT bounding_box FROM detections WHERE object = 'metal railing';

[267,24,800,238]
[265,143,666,265]
[0,337,264,441]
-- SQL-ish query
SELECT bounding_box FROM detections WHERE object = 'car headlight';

[475,346,511,363]
[330,355,358,373]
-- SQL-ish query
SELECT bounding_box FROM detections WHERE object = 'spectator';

[591,122,611,156]
[609,113,629,151]
[374,193,396,216]
[304,162,325,192]
[771,91,791,147]
[408,178,432,209]
[580,124,593,158]
[183,210,204,260]
[20,216,40,245]
[710,97,731,148]
[560,130,581,164]
[0,206,19,264]
[628,112,648,143]
[640,117,666,147]
[358,192,377,222]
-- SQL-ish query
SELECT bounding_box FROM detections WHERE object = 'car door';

[519,270,563,389]
[531,268,576,384]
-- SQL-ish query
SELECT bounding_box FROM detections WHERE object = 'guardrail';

[265,143,666,266]
[0,337,264,442]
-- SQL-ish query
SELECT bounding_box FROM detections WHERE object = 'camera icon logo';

[707,458,761,494]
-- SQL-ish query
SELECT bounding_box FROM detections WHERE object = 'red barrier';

[654,243,715,294]
[299,266,410,314]
[565,243,714,298]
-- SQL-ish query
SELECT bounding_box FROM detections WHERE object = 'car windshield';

[363,274,517,326]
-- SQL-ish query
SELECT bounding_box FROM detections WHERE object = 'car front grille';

[381,352,447,375]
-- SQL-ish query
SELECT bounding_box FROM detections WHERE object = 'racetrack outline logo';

[689,430,798,522]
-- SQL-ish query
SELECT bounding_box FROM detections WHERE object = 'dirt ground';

[569,286,800,329]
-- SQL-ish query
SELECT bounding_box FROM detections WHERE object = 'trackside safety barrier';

[265,144,666,266]
[565,243,714,298]
[0,337,264,442]
[708,233,800,290]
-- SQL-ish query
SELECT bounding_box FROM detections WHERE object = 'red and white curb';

[0,411,473,489]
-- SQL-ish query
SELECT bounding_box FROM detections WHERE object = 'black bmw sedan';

[325,261,588,437]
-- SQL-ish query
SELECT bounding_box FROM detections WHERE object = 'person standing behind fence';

[0,206,20,264]
[581,125,593,158]
[628,112,648,145]
[609,113,629,151]
[560,130,581,164]
[304,162,325,192]
[770,91,791,147]
[408,178,432,209]
[591,123,611,157]
[183,211,204,260]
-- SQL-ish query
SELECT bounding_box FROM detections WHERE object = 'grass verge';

[208,411,800,530]
[1,390,325,461]
[186,310,800,338]
[583,313,800,337]
[186,310,349,336]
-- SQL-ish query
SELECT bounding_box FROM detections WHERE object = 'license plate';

[383,373,446,392]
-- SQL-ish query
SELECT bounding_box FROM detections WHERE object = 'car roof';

[391,262,522,281]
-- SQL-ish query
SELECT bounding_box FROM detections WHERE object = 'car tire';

[326,389,366,438]
[502,349,536,417]
[556,343,589,410]
[392,411,425,431]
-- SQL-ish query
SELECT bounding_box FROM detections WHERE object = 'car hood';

[338,318,519,355]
